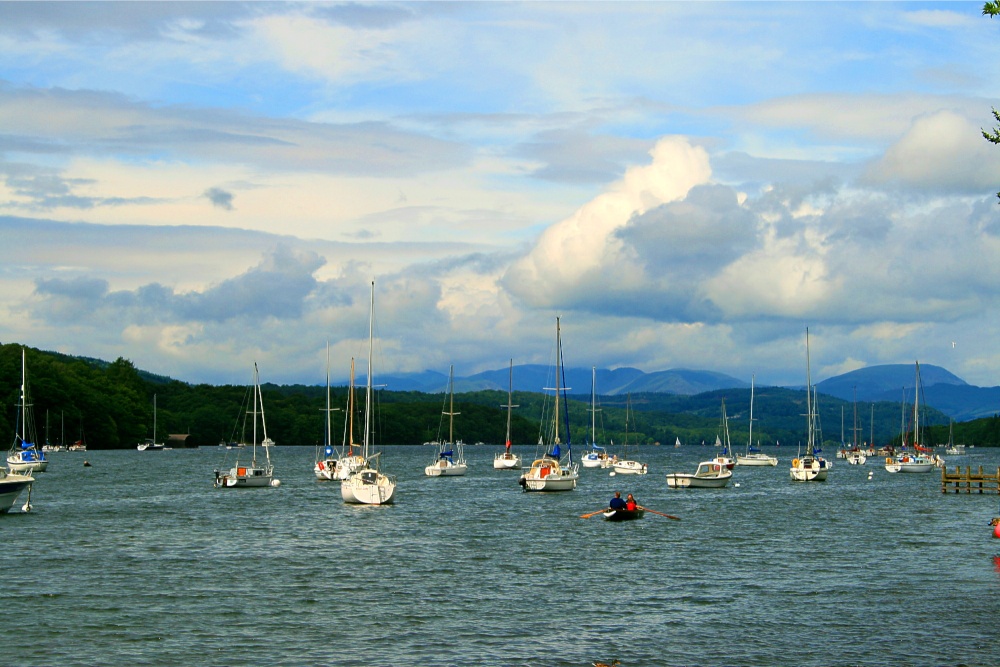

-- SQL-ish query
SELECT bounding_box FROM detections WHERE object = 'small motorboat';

[602,507,645,521]
[666,460,732,488]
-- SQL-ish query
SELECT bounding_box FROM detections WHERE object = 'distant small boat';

[736,377,777,467]
[944,421,964,455]
[885,362,937,474]
[611,394,647,475]
[493,360,521,470]
[846,451,867,465]
[315,347,366,481]
[711,399,735,470]
[790,329,830,482]
[581,367,611,469]
[425,365,468,477]
[137,395,167,451]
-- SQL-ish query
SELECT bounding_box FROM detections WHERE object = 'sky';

[2,1,1000,389]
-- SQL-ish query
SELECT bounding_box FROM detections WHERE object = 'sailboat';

[736,376,777,466]
[493,359,521,470]
[612,394,647,475]
[846,388,867,465]
[137,394,167,451]
[711,399,736,470]
[581,367,611,468]
[790,328,831,482]
[885,362,937,473]
[341,281,397,505]
[315,343,342,480]
[518,317,580,492]
[213,363,279,488]
[41,410,66,452]
[7,348,48,473]
[945,420,964,455]
[334,359,368,480]
[68,421,88,451]
[425,365,468,476]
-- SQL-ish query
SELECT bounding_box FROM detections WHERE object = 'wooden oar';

[580,508,610,519]
[637,505,680,520]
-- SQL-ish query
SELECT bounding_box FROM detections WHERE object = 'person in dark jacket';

[609,491,627,511]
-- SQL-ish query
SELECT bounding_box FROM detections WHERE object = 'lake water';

[4,444,999,666]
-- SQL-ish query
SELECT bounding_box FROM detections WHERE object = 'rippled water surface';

[5,445,1000,666]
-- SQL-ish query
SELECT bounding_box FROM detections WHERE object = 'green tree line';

[0,343,994,451]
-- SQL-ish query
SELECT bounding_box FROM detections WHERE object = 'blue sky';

[2,1,1000,389]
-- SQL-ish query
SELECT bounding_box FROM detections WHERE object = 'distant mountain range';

[378,365,750,397]
[371,363,999,421]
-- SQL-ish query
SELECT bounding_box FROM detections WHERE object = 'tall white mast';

[364,281,374,459]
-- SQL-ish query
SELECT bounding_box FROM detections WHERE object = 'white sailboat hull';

[789,456,830,481]
[0,473,33,512]
[7,455,47,473]
[613,459,648,475]
[341,469,396,504]
[493,453,521,469]
[520,472,578,491]
[736,453,778,466]
[884,457,934,473]
[518,458,579,491]
[215,465,276,488]
[424,460,467,476]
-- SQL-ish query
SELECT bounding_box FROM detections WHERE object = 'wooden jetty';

[941,465,1000,494]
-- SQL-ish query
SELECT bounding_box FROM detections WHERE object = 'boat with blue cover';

[425,365,467,477]
[7,348,48,474]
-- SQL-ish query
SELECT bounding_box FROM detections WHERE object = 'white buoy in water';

[734,482,740,488]
[609,471,616,477]
[270,479,281,487]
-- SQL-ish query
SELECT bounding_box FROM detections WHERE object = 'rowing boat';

[602,508,644,521]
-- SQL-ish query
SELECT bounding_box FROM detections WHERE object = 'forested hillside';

[1,343,996,450]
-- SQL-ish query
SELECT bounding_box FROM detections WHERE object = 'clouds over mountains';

[0,3,999,388]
